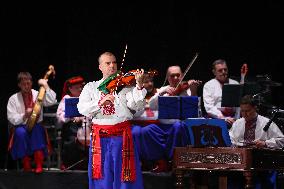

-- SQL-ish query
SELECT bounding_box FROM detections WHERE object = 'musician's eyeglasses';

[216,68,228,73]
[169,73,181,78]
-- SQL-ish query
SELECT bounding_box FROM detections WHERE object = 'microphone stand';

[83,116,87,155]
[263,109,278,132]
[65,116,88,170]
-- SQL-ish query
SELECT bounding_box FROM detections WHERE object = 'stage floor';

[0,170,177,189]
[1,170,283,189]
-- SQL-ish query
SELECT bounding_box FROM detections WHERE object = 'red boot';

[22,156,32,172]
[34,150,44,173]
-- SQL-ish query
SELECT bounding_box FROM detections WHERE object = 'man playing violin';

[131,73,167,171]
[7,72,57,173]
[138,65,201,172]
[77,52,146,189]
[158,65,201,97]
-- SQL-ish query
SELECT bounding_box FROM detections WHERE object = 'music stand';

[64,97,88,170]
[65,97,81,118]
[184,118,232,147]
[221,84,242,107]
[158,96,199,119]
[221,83,262,107]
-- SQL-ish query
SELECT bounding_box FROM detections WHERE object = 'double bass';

[26,65,55,131]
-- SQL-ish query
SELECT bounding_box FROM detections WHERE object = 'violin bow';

[120,44,128,72]
[114,44,128,93]
[174,53,199,90]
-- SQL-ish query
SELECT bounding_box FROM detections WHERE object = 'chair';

[42,103,61,170]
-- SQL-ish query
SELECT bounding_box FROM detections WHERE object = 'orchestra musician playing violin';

[7,72,57,173]
[140,65,201,172]
[131,73,167,171]
[77,52,146,189]
[152,65,201,99]
[132,72,159,124]
[149,65,201,110]
[203,59,239,126]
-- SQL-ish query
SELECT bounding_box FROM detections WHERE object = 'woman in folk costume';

[56,76,89,170]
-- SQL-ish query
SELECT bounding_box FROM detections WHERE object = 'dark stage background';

[1,4,284,167]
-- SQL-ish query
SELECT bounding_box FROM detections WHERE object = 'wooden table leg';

[175,169,184,189]
[218,175,227,189]
[243,171,253,189]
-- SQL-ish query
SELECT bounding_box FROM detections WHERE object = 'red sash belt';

[91,121,136,182]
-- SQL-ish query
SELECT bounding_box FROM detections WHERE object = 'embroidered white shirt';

[229,115,284,149]
[77,79,147,125]
[7,89,57,125]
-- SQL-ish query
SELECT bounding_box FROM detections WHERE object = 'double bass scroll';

[26,65,55,131]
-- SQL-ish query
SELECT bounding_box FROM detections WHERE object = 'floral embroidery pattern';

[98,93,115,115]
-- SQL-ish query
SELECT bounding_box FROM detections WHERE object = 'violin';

[166,53,200,96]
[106,69,158,93]
[167,80,202,96]
[171,81,191,96]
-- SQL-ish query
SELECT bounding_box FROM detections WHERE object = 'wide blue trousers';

[10,124,47,160]
[132,121,190,161]
[88,131,144,189]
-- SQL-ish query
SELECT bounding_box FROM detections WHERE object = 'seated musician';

[56,76,89,170]
[132,72,159,124]
[131,72,168,171]
[229,95,284,188]
[140,65,201,171]
[7,72,57,173]
[203,59,239,126]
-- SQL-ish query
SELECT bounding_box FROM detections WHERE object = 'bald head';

[167,66,183,87]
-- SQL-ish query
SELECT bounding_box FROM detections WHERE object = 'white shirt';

[56,94,72,124]
[133,99,159,120]
[229,115,284,149]
[57,94,92,129]
[148,85,192,111]
[77,79,147,125]
[7,89,57,126]
[203,78,239,119]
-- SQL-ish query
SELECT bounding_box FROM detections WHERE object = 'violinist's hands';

[134,69,144,89]
[100,94,115,106]
[38,79,50,90]
[165,86,176,96]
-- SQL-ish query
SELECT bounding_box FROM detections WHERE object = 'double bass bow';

[26,65,55,131]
